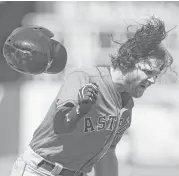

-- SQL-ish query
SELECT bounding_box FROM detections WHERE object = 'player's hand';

[77,83,98,115]
[78,83,98,104]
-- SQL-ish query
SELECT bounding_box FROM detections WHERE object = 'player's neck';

[109,66,127,93]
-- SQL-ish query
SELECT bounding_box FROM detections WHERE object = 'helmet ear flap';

[45,39,67,74]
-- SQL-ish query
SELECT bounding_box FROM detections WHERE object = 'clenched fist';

[77,83,98,115]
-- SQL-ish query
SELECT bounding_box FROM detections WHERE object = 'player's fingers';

[85,83,98,92]
[91,82,98,91]
[79,83,98,104]
[84,92,95,103]
[84,96,94,104]
[88,92,98,103]
[87,90,97,99]
[86,92,95,101]
[86,87,98,95]
[92,82,98,88]
[89,93,95,101]
[80,87,94,99]
[92,92,98,100]
[81,96,91,103]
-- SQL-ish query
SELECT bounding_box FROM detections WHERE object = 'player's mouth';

[140,84,146,89]
[140,82,151,89]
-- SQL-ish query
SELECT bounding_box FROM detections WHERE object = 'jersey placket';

[75,67,122,174]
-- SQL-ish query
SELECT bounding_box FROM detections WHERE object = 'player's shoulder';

[71,66,100,76]
[65,65,110,78]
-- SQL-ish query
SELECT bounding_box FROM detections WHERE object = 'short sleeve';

[56,71,90,108]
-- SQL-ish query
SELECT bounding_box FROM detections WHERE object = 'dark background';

[0,1,35,156]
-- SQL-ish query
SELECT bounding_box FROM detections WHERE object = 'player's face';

[126,57,164,98]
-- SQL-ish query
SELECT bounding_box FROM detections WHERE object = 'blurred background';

[0,1,179,176]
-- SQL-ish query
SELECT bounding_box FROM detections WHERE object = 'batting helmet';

[3,26,67,75]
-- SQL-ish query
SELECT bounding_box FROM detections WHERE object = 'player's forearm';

[53,82,98,134]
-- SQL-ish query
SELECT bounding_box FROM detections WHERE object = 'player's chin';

[132,90,145,98]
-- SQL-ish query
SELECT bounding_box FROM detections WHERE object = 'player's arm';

[53,71,98,134]
[94,148,118,176]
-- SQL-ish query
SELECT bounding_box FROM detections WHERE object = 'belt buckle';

[50,162,63,176]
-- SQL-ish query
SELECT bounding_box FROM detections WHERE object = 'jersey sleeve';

[52,71,90,134]
[56,71,90,109]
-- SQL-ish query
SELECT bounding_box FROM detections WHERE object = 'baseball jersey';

[30,66,134,173]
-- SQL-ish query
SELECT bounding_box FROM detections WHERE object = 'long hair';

[110,17,173,71]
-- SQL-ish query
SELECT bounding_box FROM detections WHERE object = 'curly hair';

[110,17,173,71]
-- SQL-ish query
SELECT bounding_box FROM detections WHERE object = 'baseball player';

[9,17,173,176]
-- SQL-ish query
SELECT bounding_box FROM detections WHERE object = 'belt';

[38,160,84,176]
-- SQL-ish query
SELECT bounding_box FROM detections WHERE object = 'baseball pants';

[10,146,85,176]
